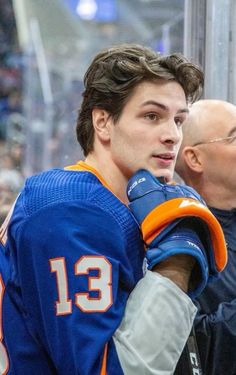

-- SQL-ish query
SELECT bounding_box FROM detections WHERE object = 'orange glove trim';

[141,197,227,272]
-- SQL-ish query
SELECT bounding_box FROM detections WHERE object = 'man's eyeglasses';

[193,134,236,147]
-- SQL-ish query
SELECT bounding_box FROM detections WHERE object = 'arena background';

[0,0,235,221]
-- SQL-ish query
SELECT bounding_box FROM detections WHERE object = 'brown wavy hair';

[76,43,204,156]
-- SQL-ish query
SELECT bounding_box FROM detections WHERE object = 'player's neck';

[84,154,129,205]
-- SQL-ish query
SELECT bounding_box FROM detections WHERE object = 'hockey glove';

[127,169,227,298]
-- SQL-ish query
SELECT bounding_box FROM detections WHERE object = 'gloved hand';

[127,169,227,298]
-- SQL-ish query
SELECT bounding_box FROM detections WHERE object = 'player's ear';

[92,108,111,142]
[182,146,203,173]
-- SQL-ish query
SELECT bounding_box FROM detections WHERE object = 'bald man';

[175,99,236,375]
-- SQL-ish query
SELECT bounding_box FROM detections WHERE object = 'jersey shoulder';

[22,168,102,214]
[12,168,139,239]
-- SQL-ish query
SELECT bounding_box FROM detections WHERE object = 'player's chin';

[152,168,173,183]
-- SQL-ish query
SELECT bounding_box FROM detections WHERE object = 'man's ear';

[182,146,203,173]
[92,108,111,142]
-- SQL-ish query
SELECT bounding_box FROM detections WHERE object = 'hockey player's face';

[108,80,188,183]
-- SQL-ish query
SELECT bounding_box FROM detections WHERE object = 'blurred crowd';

[0,1,83,224]
[0,0,24,223]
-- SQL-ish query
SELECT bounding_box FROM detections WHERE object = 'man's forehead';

[186,101,236,139]
[130,80,188,111]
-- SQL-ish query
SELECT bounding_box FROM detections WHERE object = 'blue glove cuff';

[146,238,209,298]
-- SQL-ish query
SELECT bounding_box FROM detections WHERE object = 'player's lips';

[152,152,176,166]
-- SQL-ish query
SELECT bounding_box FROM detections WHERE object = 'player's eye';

[144,113,159,121]
[175,118,183,128]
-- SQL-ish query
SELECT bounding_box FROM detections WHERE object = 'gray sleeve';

[113,270,197,375]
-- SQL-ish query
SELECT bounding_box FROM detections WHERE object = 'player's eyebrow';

[141,100,189,114]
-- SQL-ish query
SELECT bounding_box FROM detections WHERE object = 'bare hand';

[152,254,196,293]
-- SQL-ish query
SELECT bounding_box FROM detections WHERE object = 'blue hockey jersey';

[1,161,145,374]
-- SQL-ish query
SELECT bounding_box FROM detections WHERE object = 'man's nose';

[160,121,182,144]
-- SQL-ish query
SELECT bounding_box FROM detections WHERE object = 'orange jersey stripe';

[100,344,108,375]
[65,161,123,203]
